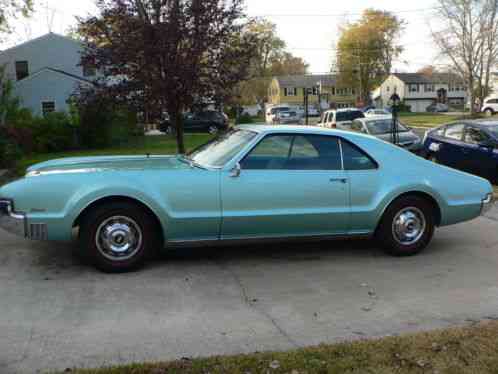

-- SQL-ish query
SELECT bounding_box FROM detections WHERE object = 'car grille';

[29,223,48,241]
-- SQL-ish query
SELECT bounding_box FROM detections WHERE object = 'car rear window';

[337,111,364,122]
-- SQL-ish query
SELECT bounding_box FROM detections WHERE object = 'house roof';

[15,67,95,86]
[393,72,464,84]
[0,32,81,56]
[275,74,338,87]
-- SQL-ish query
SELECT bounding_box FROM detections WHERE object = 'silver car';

[350,116,423,153]
[274,110,301,125]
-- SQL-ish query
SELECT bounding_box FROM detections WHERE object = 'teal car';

[0,125,494,272]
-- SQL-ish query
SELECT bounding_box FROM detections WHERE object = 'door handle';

[330,178,348,184]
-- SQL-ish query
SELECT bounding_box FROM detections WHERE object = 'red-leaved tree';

[78,0,257,153]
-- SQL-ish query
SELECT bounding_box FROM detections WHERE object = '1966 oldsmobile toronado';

[0,125,494,272]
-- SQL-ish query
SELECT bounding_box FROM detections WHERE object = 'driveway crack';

[213,259,300,349]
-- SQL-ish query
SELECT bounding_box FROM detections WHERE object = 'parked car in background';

[274,110,301,125]
[481,97,498,116]
[160,110,229,135]
[426,103,449,113]
[423,120,498,184]
[266,105,291,123]
[317,108,365,130]
[364,108,392,117]
[1,125,492,272]
[350,117,423,153]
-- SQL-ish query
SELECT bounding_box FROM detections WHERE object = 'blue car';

[423,120,498,184]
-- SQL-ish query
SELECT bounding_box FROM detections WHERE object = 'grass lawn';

[57,321,498,374]
[399,113,463,128]
[16,134,212,175]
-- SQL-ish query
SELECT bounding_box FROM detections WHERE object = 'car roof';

[323,108,361,113]
[236,124,371,139]
[358,115,392,121]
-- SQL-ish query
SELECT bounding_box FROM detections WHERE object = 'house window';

[425,84,435,92]
[83,64,96,77]
[15,61,29,81]
[284,87,297,96]
[41,101,56,116]
[312,87,318,95]
[330,87,336,95]
[409,84,420,93]
[386,86,390,92]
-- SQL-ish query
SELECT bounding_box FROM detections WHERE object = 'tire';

[79,202,159,273]
[376,196,435,257]
[165,126,176,136]
[485,108,494,117]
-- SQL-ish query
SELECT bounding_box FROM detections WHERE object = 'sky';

[2,0,442,74]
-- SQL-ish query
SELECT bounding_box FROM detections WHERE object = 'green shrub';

[237,113,254,124]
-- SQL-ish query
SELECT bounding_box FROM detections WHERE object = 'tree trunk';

[171,110,186,154]
[469,81,475,116]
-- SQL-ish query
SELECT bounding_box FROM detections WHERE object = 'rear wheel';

[485,108,494,117]
[376,196,435,257]
[79,202,159,273]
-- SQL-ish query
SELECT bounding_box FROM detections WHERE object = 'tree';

[78,0,257,153]
[0,0,33,39]
[231,19,308,107]
[417,65,438,76]
[432,0,498,114]
[0,65,21,126]
[335,9,405,104]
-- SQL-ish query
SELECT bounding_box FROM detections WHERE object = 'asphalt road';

[2,207,498,373]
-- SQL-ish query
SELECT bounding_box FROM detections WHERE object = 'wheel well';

[73,196,164,241]
[386,192,442,227]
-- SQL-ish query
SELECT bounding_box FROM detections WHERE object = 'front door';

[221,134,350,239]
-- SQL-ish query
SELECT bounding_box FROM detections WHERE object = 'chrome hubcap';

[208,126,218,134]
[392,207,426,246]
[95,216,143,261]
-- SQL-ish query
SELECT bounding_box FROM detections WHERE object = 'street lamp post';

[389,92,401,145]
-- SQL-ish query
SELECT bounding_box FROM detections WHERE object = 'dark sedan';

[160,111,229,135]
[423,120,498,184]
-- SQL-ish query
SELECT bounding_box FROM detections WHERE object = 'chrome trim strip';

[166,233,372,248]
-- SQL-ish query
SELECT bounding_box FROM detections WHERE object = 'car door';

[433,123,465,169]
[220,134,350,239]
[462,126,496,180]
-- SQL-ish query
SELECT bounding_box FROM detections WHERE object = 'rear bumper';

[0,199,27,238]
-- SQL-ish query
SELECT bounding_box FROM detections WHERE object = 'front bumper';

[481,193,495,215]
[0,199,27,238]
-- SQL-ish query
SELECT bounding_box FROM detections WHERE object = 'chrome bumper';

[481,193,495,215]
[0,199,27,238]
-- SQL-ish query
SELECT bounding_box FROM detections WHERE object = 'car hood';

[26,155,189,176]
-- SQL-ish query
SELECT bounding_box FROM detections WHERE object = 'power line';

[252,7,439,18]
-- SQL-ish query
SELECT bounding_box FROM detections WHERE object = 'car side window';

[444,124,464,141]
[464,127,488,145]
[241,135,293,170]
[351,120,365,133]
[241,134,342,170]
[341,140,378,171]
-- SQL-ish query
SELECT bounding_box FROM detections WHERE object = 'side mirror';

[230,162,241,178]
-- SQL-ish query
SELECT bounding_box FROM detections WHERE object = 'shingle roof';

[275,74,338,87]
[393,72,464,84]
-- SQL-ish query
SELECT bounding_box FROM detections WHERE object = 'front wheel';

[485,108,494,117]
[79,202,159,272]
[376,196,435,257]
[208,125,219,135]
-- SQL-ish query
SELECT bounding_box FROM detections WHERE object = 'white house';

[0,33,95,116]
[373,73,468,113]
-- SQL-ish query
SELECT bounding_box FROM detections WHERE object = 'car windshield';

[336,111,364,122]
[366,119,409,135]
[187,129,258,168]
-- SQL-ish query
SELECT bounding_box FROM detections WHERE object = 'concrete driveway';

[2,208,498,373]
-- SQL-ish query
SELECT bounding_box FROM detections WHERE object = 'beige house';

[374,73,468,112]
[268,74,356,109]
